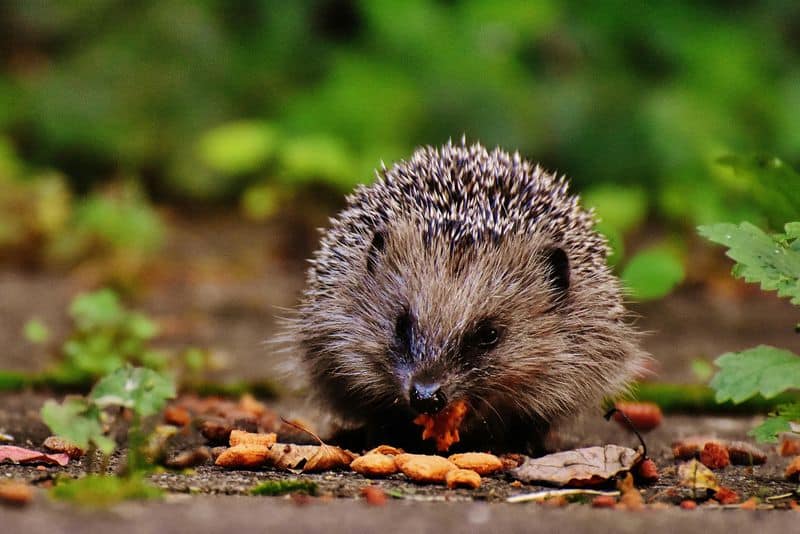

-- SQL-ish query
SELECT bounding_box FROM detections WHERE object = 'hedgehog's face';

[296,218,636,434]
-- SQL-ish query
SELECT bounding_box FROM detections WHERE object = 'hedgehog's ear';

[366,231,386,274]
[543,246,570,297]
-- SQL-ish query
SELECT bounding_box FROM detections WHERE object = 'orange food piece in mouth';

[413,399,469,452]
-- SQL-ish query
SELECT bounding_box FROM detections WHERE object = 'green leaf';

[40,397,113,454]
[197,120,278,175]
[749,403,800,443]
[621,246,685,300]
[90,366,176,418]
[710,345,800,403]
[699,222,800,304]
[24,318,50,344]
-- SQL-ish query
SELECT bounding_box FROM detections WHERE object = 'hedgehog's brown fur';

[286,140,647,453]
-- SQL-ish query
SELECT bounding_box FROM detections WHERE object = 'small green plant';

[700,220,800,442]
[41,365,176,474]
[54,289,167,382]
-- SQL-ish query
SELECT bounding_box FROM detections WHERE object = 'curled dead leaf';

[510,445,642,487]
[267,444,318,470]
[303,443,356,472]
[0,445,69,466]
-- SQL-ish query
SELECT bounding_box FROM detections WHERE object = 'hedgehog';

[286,140,647,454]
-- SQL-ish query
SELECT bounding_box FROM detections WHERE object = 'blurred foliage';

[0,136,164,279]
[620,245,685,300]
[2,1,800,300]
[22,288,218,388]
[1,1,798,214]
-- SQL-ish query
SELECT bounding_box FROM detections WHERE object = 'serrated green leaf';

[749,403,800,442]
[710,345,800,403]
[698,222,800,304]
[90,366,175,418]
[621,246,685,300]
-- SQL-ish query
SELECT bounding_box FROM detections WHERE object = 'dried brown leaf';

[677,459,719,492]
[0,445,69,466]
[303,443,356,472]
[510,445,642,487]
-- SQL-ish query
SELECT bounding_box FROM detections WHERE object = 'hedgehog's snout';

[409,380,447,414]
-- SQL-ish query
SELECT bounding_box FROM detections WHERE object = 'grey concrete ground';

[5,495,799,534]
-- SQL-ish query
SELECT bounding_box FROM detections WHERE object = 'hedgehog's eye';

[470,321,500,350]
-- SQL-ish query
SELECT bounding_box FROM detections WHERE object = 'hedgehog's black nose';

[409,382,447,414]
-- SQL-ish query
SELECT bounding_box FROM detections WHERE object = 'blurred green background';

[1,0,799,296]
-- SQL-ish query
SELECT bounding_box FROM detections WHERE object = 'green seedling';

[700,219,800,442]
[41,365,176,474]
